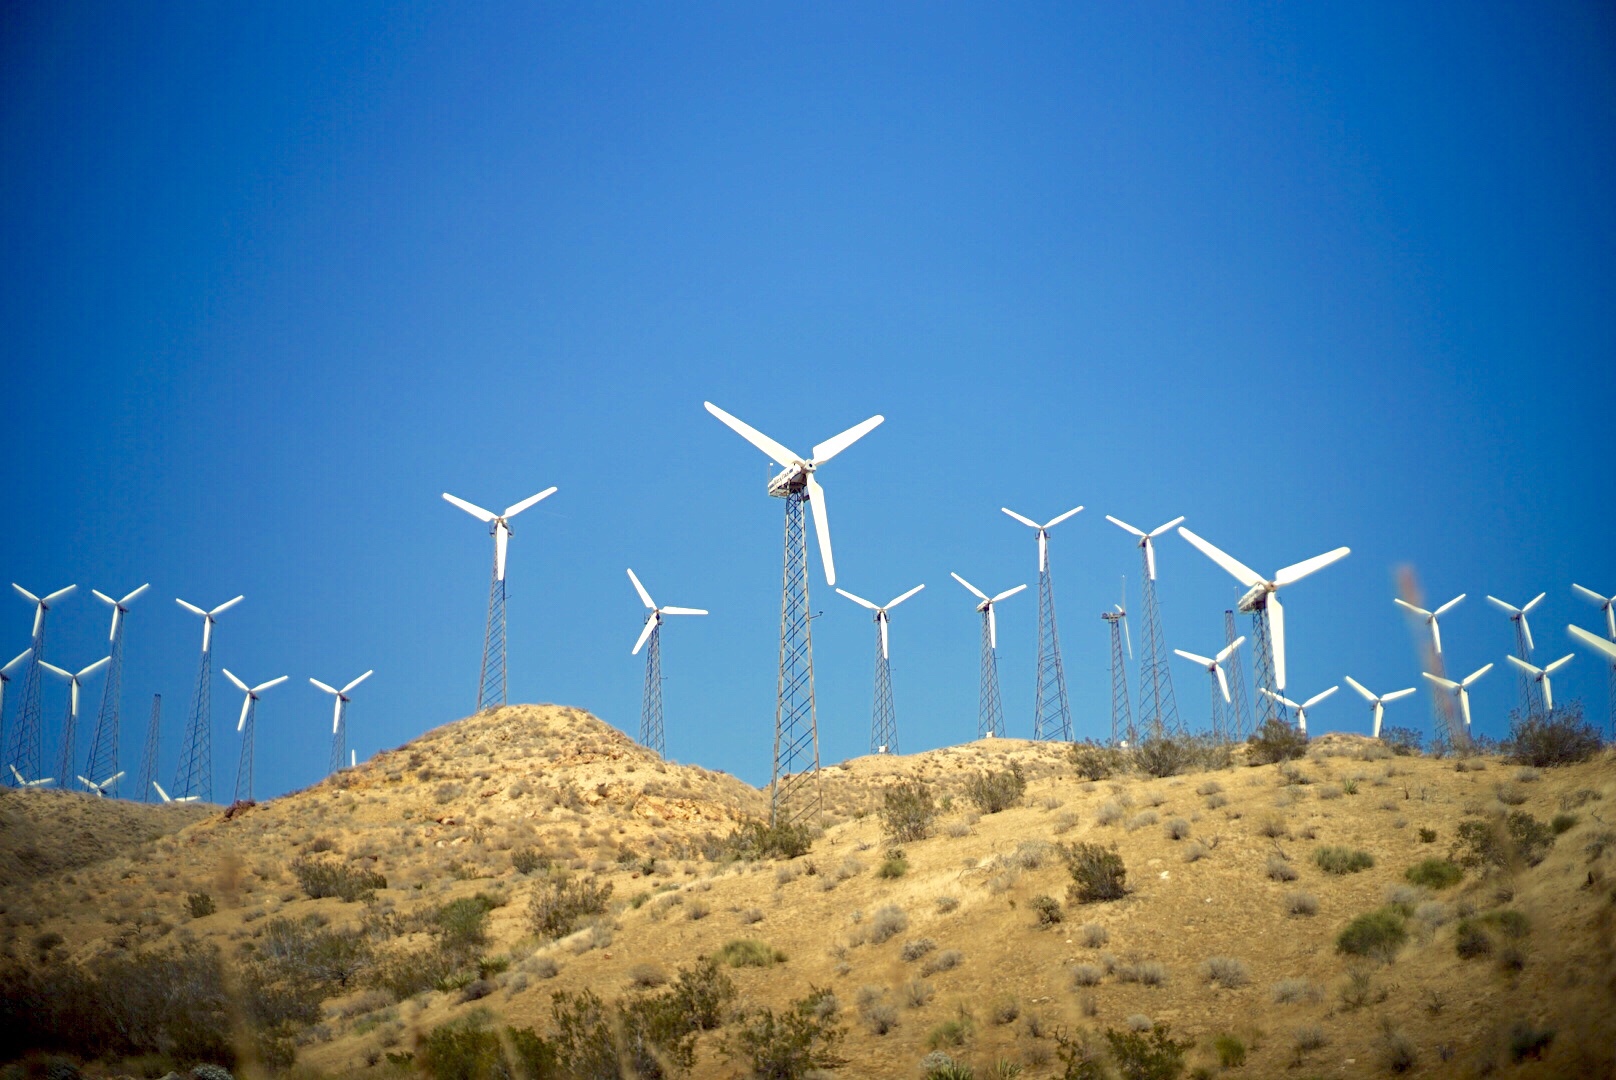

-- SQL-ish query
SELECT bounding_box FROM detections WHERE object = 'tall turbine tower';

[1173,637,1244,741]
[8,585,75,786]
[1177,529,1350,729]
[1106,517,1185,740]
[85,584,148,796]
[1223,610,1253,740]
[1343,677,1416,738]
[1003,506,1083,740]
[1571,585,1616,737]
[174,595,243,802]
[1568,625,1616,739]
[1101,583,1134,745]
[837,584,925,754]
[0,648,33,779]
[312,672,372,776]
[1423,663,1493,741]
[627,569,708,758]
[224,670,287,803]
[704,401,883,827]
[41,657,109,787]
[138,694,162,802]
[1487,593,1545,716]
[951,573,1027,739]
[443,488,558,713]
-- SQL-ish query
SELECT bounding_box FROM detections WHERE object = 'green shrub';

[721,986,846,1079]
[1099,1023,1194,1080]
[877,851,909,879]
[1380,726,1423,756]
[1247,718,1308,765]
[1417,827,1438,843]
[1454,919,1492,959]
[1070,741,1129,781]
[1551,812,1578,834]
[722,818,815,861]
[1030,894,1063,927]
[549,984,699,1078]
[1507,1020,1554,1062]
[1061,843,1128,903]
[719,938,786,968]
[668,956,737,1031]
[1485,908,1531,939]
[527,872,612,940]
[1335,908,1407,960]
[1452,811,1555,869]
[186,893,216,919]
[880,782,938,843]
[1133,737,1191,778]
[965,763,1027,814]
[927,1017,973,1049]
[419,1016,521,1080]
[1404,859,1462,889]
[291,856,387,902]
[511,847,548,875]
[1213,1033,1246,1068]
[436,895,498,952]
[1313,847,1373,875]
[1507,704,1602,767]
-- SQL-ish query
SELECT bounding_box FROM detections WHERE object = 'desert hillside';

[2,704,1613,1080]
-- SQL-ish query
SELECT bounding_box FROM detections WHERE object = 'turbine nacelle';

[39,657,111,719]
[1106,515,1184,581]
[443,488,558,581]
[1506,654,1573,713]
[951,573,1026,650]
[627,569,709,655]
[1571,585,1615,640]
[223,669,290,730]
[176,596,244,654]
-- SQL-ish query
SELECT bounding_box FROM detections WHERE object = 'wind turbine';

[1394,593,1466,655]
[1004,506,1082,741]
[1506,655,1572,715]
[836,584,925,754]
[85,584,148,796]
[1173,636,1244,741]
[40,657,110,788]
[704,400,883,826]
[1571,587,1615,738]
[1487,593,1546,716]
[1107,516,1186,739]
[224,669,288,803]
[1177,528,1350,723]
[0,648,32,773]
[1343,677,1417,739]
[174,596,243,803]
[951,573,1027,739]
[9,764,52,787]
[1259,685,1338,735]
[443,487,557,713]
[151,780,198,804]
[1422,663,1494,738]
[7,584,74,787]
[311,671,371,777]
[626,568,708,758]
[1100,580,1134,746]
[77,771,124,797]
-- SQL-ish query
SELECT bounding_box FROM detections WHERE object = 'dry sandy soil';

[2,703,1613,1079]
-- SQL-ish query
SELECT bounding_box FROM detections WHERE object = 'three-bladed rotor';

[176,596,244,654]
[1343,676,1417,737]
[1177,527,1350,691]
[1173,636,1245,703]
[92,584,150,642]
[1571,585,1615,640]
[1422,663,1493,732]
[1106,516,1184,581]
[76,770,124,797]
[311,671,373,733]
[1506,654,1573,713]
[223,669,290,731]
[950,573,1027,650]
[443,488,557,582]
[14,583,76,638]
[39,657,111,720]
[1486,592,1546,653]
[626,568,709,655]
[9,764,52,787]
[1003,506,1084,572]
[836,584,925,659]
[704,401,884,587]
[1259,684,1339,733]
[1394,593,1465,655]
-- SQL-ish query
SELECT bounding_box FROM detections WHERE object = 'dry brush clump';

[1060,842,1128,903]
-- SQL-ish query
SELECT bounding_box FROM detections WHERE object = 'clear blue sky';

[3,3,1612,801]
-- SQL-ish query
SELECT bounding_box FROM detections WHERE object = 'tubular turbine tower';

[704,401,883,827]
[1002,505,1083,740]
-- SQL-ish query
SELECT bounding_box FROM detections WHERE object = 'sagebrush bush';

[965,763,1027,814]
[1455,919,1492,959]
[1070,741,1129,780]
[1248,718,1308,764]
[1061,842,1128,903]
[1453,811,1555,869]
[1163,817,1190,840]
[1214,1033,1247,1067]
[723,818,815,861]
[1080,922,1109,948]
[1404,858,1462,889]
[921,950,964,976]
[1313,846,1374,875]
[527,872,612,940]
[880,782,937,843]
[1336,907,1407,960]
[1071,963,1104,987]
[866,904,908,945]
[511,847,547,875]
[1508,704,1602,767]
[1286,892,1318,916]
[901,939,936,962]
[1266,854,1298,882]
[185,892,216,919]
[1202,957,1249,988]
[1271,977,1318,1004]
[719,938,786,968]
[878,851,909,879]
[291,856,386,902]
[1029,894,1062,927]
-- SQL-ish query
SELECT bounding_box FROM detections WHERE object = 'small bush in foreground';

[1508,704,1602,767]
[1454,918,1492,959]
[1030,894,1063,927]
[1313,846,1374,875]
[880,781,937,843]
[1061,842,1128,903]
[965,763,1027,814]
[186,893,216,919]
[1336,908,1407,960]
[877,851,909,879]
[291,856,386,902]
[1405,858,1462,889]
[1214,1033,1247,1068]
[1060,1023,1193,1080]
[722,987,846,1079]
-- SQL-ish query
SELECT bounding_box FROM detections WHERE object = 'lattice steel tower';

[312,672,372,776]
[1248,601,1288,728]
[85,585,148,795]
[952,573,1027,740]
[837,585,924,755]
[1002,507,1082,740]
[1224,610,1252,740]
[139,694,162,801]
[627,568,708,760]
[1106,517,1184,740]
[7,584,75,786]
[1101,597,1134,746]
[174,596,243,802]
[1571,586,1616,739]
[704,401,885,830]
[1488,595,1547,718]
[46,658,108,789]
[225,671,286,803]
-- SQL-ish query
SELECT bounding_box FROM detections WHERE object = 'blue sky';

[2,3,1612,801]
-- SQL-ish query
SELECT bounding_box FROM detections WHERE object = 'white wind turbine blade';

[1302,686,1338,710]
[1045,506,1085,530]
[43,585,76,604]
[152,781,171,802]
[1486,595,1518,615]
[442,492,497,522]
[1344,675,1376,702]
[1176,528,1264,588]
[223,668,249,693]
[1215,665,1230,704]
[237,696,252,731]
[1216,636,1245,664]
[201,617,213,654]
[988,606,998,651]
[341,671,373,694]
[836,588,878,611]
[1268,594,1287,690]
[1105,515,1145,538]
[9,765,24,785]
[1259,687,1302,711]
[93,589,115,605]
[102,770,124,788]
[332,698,344,734]
[703,402,801,465]
[1382,688,1416,702]
[632,614,658,656]
[1569,624,1616,663]
[310,678,338,695]
[1148,516,1186,538]
[1431,617,1445,656]
[1520,610,1536,653]
[1038,531,1047,573]
[254,675,289,693]
[885,584,925,610]
[1572,584,1616,639]
[661,607,708,616]
[12,583,40,605]
[494,523,510,581]
[1434,593,1466,617]
[176,598,207,616]
[1393,597,1432,618]
[1543,654,1573,675]
[805,473,835,585]
[108,607,122,641]
[2,649,31,675]
[1459,688,1473,730]
[1572,583,1609,604]
[880,613,890,660]
[1122,614,1133,660]
[1174,648,1215,667]
[1001,507,1040,529]
[627,569,656,610]
[1273,547,1351,587]
[810,414,884,463]
[1422,672,1459,691]
[1522,592,1546,613]
[1506,655,1540,677]
[503,487,557,519]
[78,775,97,792]
[1143,537,1157,581]
[38,661,70,679]
[210,596,244,617]
[1461,662,1493,688]
[951,572,989,602]
[120,583,150,606]
[1371,701,1384,738]
[990,584,1028,604]
[1542,675,1556,712]
[78,657,109,681]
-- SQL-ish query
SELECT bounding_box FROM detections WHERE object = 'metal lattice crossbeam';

[871,629,897,754]
[978,611,1004,739]
[640,623,665,757]
[1224,610,1252,741]
[770,490,821,827]
[1102,610,1134,746]
[139,694,162,801]
[7,641,46,786]
[478,565,507,712]
[1137,562,1181,740]
[174,648,213,802]
[1250,605,1289,729]
[1032,566,1072,741]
